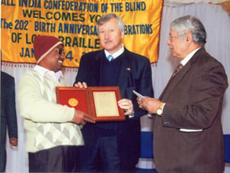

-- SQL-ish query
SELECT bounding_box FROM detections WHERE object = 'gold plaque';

[68,98,78,107]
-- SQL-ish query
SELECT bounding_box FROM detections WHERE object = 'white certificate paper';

[93,91,119,117]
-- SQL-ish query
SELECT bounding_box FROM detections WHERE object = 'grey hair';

[96,13,125,33]
[170,15,206,45]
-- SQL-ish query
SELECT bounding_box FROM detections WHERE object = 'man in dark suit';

[138,15,228,172]
[0,71,18,172]
[74,13,153,172]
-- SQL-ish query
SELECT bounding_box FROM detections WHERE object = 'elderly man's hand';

[137,96,161,114]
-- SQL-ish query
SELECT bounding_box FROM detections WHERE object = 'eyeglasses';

[54,48,65,55]
[169,32,186,41]
[168,35,179,41]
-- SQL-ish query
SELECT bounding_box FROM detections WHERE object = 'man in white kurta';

[17,35,95,172]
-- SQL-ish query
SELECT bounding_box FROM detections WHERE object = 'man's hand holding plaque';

[75,81,88,88]
[117,99,133,115]
[72,109,95,125]
[75,82,133,118]
[56,82,132,121]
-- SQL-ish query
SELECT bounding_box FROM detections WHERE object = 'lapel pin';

[126,68,131,71]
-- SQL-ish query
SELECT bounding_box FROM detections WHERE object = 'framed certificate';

[56,86,125,121]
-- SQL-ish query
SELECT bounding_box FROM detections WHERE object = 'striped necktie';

[172,64,183,77]
[159,64,184,99]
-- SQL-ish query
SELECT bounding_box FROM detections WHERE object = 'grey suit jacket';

[154,47,228,172]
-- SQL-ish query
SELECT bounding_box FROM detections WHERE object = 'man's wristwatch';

[157,102,165,116]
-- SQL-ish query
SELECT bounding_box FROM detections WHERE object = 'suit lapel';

[160,63,190,101]
[160,48,205,101]
[117,49,133,95]
[92,50,104,86]
[118,49,132,84]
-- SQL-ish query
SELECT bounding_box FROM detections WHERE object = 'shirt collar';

[34,65,63,82]
[104,44,124,59]
[180,47,201,66]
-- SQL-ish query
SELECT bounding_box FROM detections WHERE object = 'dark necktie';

[159,64,183,99]
[172,64,183,77]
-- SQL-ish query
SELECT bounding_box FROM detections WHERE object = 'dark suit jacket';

[0,71,18,171]
[154,48,228,172]
[75,48,153,169]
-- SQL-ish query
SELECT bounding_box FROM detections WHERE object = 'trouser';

[29,145,79,172]
[0,145,6,172]
[79,136,121,172]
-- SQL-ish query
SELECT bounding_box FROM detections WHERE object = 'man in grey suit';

[138,15,228,172]
[0,71,18,172]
